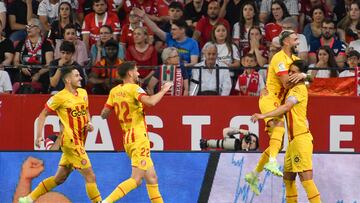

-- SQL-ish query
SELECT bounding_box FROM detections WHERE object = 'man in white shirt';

[0,70,12,93]
[190,43,231,96]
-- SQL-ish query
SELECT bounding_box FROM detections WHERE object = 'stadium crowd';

[0,0,358,95]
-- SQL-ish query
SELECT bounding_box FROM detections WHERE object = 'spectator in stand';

[272,17,309,64]
[13,18,54,93]
[235,53,265,96]
[232,1,264,52]
[126,27,157,85]
[49,41,86,94]
[334,0,353,24]
[309,19,347,68]
[190,43,231,96]
[90,25,125,64]
[88,39,123,94]
[38,0,60,31]
[147,47,189,95]
[303,5,325,45]
[120,9,154,48]
[158,1,191,36]
[8,0,33,42]
[0,69,12,93]
[218,0,246,32]
[82,0,121,51]
[184,0,208,30]
[243,26,268,68]
[340,50,359,77]
[49,2,82,47]
[123,0,160,22]
[192,0,230,48]
[309,45,339,78]
[0,20,15,72]
[259,0,298,23]
[337,0,360,44]
[264,0,290,44]
[133,7,199,75]
[156,0,184,21]
[77,0,94,23]
[299,0,334,32]
[207,22,240,68]
[54,24,88,66]
[349,23,360,53]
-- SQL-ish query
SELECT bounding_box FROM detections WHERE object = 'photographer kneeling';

[200,127,259,151]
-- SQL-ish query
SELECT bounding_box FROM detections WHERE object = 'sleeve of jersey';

[45,95,60,113]
[81,16,90,34]
[134,85,147,101]
[286,86,303,104]
[274,58,288,76]
[111,14,121,35]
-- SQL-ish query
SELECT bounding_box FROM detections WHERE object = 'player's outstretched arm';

[35,108,51,148]
[140,82,173,107]
[251,100,295,123]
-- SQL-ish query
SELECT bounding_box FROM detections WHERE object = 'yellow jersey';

[105,83,148,144]
[266,50,299,100]
[285,83,310,140]
[46,88,89,147]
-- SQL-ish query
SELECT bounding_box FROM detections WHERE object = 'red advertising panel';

[0,95,359,152]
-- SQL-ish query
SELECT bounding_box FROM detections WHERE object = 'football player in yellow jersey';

[19,67,102,203]
[245,30,309,195]
[100,62,172,203]
[251,60,321,203]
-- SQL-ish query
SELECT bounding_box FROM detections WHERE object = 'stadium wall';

[0,95,360,152]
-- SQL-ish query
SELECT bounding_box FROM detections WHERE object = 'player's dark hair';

[118,61,136,79]
[61,66,77,82]
[291,60,308,73]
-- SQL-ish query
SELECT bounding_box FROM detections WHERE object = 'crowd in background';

[0,0,358,96]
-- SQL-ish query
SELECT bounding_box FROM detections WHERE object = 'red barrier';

[0,95,359,152]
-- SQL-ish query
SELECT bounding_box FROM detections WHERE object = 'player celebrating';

[245,30,307,194]
[19,67,102,203]
[100,62,172,203]
[251,60,321,203]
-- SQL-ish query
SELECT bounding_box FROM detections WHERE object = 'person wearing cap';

[245,30,307,195]
[88,39,123,94]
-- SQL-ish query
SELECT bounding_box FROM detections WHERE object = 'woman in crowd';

[232,1,263,52]
[54,24,88,66]
[303,5,325,45]
[309,46,339,78]
[337,0,360,43]
[264,0,290,43]
[125,27,157,85]
[242,26,268,68]
[13,18,54,93]
[49,2,81,47]
[90,25,125,64]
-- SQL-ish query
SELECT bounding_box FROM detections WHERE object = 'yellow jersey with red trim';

[105,83,148,144]
[266,50,299,100]
[285,83,310,140]
[45,88,89,147]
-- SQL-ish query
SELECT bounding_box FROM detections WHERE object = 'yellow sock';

[268,126,284,158]
[105,178,137,203]
[86,182,102,202]
[301,179,321,203]
[255,148,270,173]
[29,176,57,200]
[284,180,298,203]
[146,184,163,203]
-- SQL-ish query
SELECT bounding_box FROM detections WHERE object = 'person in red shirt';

[126,27,158,86]
[123,0,160,22]
[193,0,230,48]
[264,0,290,44]
[82,0,121,51]
[120,10,154,48]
